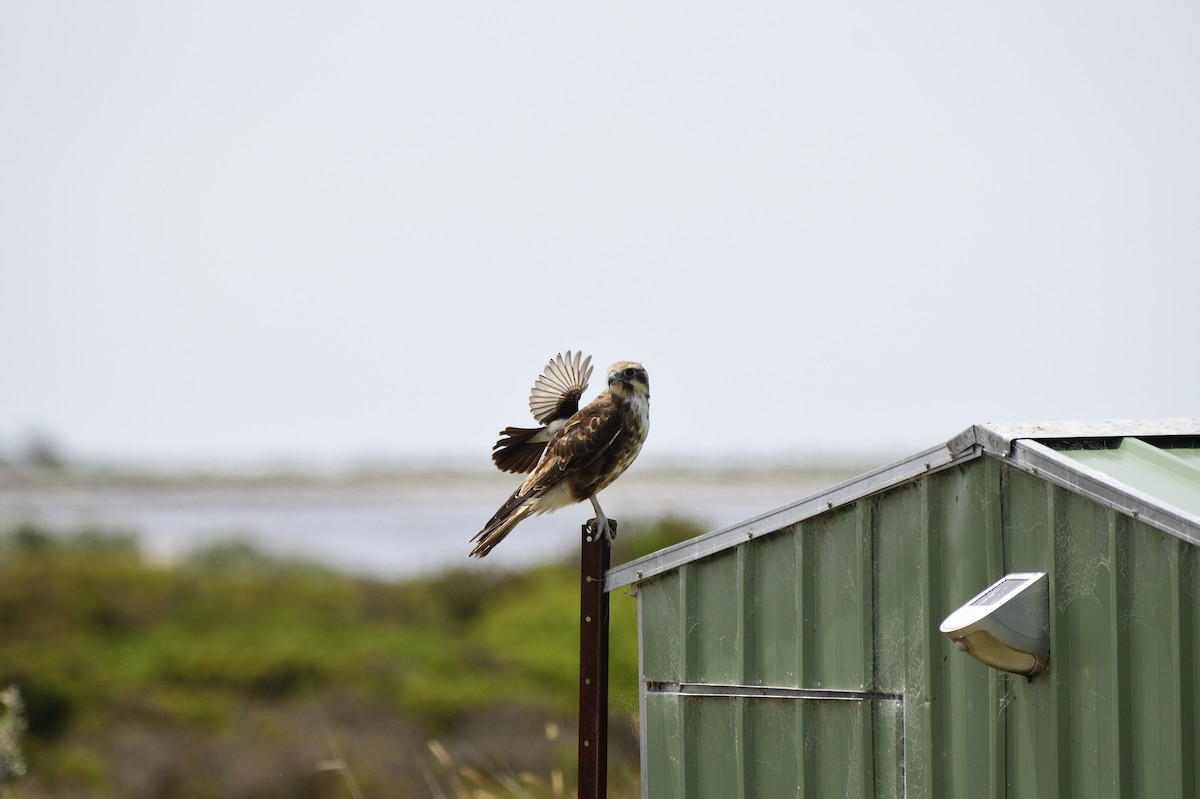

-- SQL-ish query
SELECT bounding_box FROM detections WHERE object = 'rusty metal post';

[578,518,613,799]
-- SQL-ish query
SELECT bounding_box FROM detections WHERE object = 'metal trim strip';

[636,589,649,799]
[644,681,904,702]
[605,440,982,591]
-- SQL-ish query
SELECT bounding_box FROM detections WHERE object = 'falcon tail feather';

[529,351,592,424]
[491,426,549,474]
[470,489,535,557]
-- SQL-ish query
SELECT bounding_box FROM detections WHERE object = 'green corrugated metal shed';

[606,419,1200,799]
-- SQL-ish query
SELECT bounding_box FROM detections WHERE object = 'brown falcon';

[470,354,650,558]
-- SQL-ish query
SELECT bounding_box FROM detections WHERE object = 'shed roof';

[606,418,1200,592]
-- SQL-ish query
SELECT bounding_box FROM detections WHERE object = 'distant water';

[0,466,862,577]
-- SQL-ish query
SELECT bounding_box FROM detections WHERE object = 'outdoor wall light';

[939,572,1049,677]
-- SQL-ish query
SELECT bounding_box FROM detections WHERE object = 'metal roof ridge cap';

[948,423,1015,458]
[1011,439,1200,546]
[605,437,979,591]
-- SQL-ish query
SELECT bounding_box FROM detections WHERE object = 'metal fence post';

[577,519,613,799]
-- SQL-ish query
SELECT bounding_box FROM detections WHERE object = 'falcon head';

[607,361,649,399]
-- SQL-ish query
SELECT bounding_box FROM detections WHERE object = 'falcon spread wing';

[471,360,650,557]
[491,351,592,474]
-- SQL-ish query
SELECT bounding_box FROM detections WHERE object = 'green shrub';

[0,517,705,798]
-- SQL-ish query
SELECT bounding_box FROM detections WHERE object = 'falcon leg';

[588,495,616,542]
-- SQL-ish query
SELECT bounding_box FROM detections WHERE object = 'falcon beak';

[608,372,622,386]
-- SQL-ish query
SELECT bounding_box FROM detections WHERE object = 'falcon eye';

[623,367,637,378]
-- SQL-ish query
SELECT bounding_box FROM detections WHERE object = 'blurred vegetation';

[0,517,703,798]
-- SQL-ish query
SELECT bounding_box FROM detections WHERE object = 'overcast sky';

[2,3,1197,468]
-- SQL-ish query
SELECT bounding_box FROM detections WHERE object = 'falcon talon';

[586,517,617,544]
[469,354,649,558]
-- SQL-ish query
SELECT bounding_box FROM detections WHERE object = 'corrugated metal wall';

[637,456,1200,798]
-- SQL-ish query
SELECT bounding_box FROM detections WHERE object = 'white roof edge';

[606,418,1200,592]
[951,418,1200,458]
